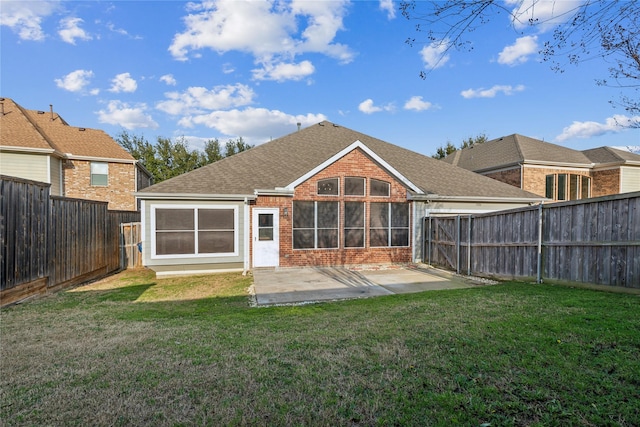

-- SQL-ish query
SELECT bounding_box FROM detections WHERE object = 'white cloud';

[498,35,538,66]
[379,0,396,19]
[403,96,433,111]
[168,0,353,65]
[358,99,394,114]
[58,17,92,44]
[461,84,526,99]
[222,63,235,74]
[97,100,158,130]
[109,73,137,93]
[157,84,256,116]
[420,39,450,70]
[507,0,586,31]
[0,0,58,41]
[252,60,315,82]
[177,107,327,145]
[160,74,177,86]
[54,69,94,92]
[555,115,640,142]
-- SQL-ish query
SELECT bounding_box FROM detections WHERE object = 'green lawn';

[1,269,639,426]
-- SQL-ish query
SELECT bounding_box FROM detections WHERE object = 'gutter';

[254,188,295,197]
[409,194,546,204]
[134,192,257,201]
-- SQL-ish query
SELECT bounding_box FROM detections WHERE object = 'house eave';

[135,192,256,201]
[254,188,295,197]
[409,194,546,204]
[0,145,63,158]
[65,154,136,164]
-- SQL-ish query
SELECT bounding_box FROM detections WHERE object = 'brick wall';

[251,148,412,268]
[522,166,591,198]
[484,167,521,189]
[591,168,620,197]
[63,160,136,211]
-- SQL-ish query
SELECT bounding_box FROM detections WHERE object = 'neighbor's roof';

[442,134,593,172]
[582,146,640,165]
[140,121,542,200]
[0,97,134,161]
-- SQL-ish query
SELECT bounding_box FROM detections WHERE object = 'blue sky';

[1,0,638,157]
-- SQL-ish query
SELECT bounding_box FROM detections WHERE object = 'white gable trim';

[285,140,423,194]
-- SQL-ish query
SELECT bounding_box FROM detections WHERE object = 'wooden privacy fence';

[121,222,142,269]
[1,176,140,305]
[425,192,640,288]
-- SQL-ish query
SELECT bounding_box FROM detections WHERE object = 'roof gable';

[582,146,640,164]
[141,121,542,201]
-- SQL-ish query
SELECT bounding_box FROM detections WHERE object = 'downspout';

[243,197,250,275]
[412,201,417,263]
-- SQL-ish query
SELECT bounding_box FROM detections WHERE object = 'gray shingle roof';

[140,122,541,200]
[442,134,593,171]
[582,146,640,164]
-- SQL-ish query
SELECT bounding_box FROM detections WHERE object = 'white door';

[253,208,279,267]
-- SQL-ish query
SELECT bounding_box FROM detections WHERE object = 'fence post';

[456,215,461,274]
[467,216,472,276]
[427,216,432,265]
[537,203,543,284]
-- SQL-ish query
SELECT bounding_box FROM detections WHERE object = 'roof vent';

[297,122,301,131]
[50,104,54,121]
[37,111,45,114]
[0,102,4,116]
[79,128,86,131]
[318,122,324,126]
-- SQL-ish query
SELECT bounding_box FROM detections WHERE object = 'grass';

[1,269,639,426]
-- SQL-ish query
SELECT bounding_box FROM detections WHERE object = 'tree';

[116,132,254,183]
[432,134,487,159]
[401,0,639,125]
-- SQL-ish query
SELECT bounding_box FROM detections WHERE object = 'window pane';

[391,203,409,227]
[317,202,339,228]
[156,209,194,231]
[293,229,314,249]
[558,174,567,200]
[581,176,590,199]
[199,209,234,230]
[293,202,314,228]
[345,177,365,196]
[569,175,579,200]
[258,213,273,227]
[317,229,338,248]
[345,229,364,248]
[391,229,409,247]
[370,228,388,247]
[258,228,274,241]
[370,203,388,228]
[545,175,555,199]
[90,162,108,174]
[370,179,390,197]
[344,202,364,227]
[317,178,339,195]
[91,174,108,186]
[156,231,195,255]
[199,231,234,253]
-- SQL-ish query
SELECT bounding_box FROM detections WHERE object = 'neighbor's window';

[344,202,365,248]
[154,207,236,256]
[90,162,108,186]
[569,174,580,200]
[581,176,591,199]
[317,178,339,196]
[344,177,365,196]
[545,175,555,199]
[292,201,339,249]
[557,174,567,201]
[370,179,390,197]
[370,203,409,247]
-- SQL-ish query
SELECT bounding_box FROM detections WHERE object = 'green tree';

[432,134,487,159]
[224,137,253,157]
[401,0,639,123]
[203,138,223,163]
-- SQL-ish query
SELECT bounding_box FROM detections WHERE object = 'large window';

[154,207,236,257]
[344,202,365,248]
[293,201,339,249]
[345,177,365,196]
[369,203,409,247]
[545,174,591,201]
[90,162,108,186]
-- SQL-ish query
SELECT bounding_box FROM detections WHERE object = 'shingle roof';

[582,146,640,164]
[0,97,134,161]
[141,121,541,200]
[442,134,593,171]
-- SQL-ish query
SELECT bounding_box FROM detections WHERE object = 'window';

[345,177,365,196]
[154,207,236,257]
[90,162,108,186]
[317,178,339,196]
[370,179,390,197]
[557,174,567,200]
[569,174,579,200]
[545,175,555,199]
[344,202,365,248]
[293,201,339,249]
[370,203,409,247]
[258,213,274,241]
[581,176,591,199]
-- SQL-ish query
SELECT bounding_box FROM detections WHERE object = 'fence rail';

[426,192,640,288]
[1,176,140,305]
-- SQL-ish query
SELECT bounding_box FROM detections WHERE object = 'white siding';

[0,152,50,183]
[49,157,63,196]
[620,166,640,193]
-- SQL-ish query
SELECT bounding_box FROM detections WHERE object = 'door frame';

[252,207,280,268]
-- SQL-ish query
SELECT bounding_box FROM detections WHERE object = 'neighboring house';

[137,121,544,277]
[442,134,640,201]
[0,98,152,211]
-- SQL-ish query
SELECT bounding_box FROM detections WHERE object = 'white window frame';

[150,204,239,259]
[369,202,410,248]
[90,162,109,186]
[292,201,340,250]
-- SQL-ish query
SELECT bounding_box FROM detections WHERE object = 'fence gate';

[120,222,142,269]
